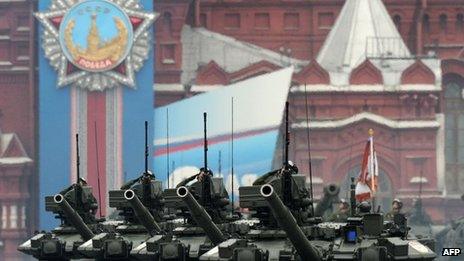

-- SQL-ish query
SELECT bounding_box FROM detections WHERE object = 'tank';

[327,201,437,260]
[200,104,323,260]
[176,186,226,245]
[201,179,437,261]
[260,184,321,260]
[18,179,106,260]
[77,171,166,260]
[200,161,323,260]
[132,172,247,260]
[200,103,437,261]
[132,113,248,260]
[78,122,168,260]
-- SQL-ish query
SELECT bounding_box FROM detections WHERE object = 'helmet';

[392,198,403,208]
[286,161,299,173]
[358,201,371,213]
[78,177,88,185]
[340,198,349,205]
[199,167,213,175]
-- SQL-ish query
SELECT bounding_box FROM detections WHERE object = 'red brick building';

[153,0,464,223]
[1,0,464,259]
[0,0,36,259]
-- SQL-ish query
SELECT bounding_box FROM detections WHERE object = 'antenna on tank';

[282,102,292,205]
[218,151,222,177]
[144,121,149,175]
[94,122,103,218]
[203,112,208,172]
[76,134,80,183]
[166,109,170,188]
[231,97,235,214]
[284,102,290,167]
[304,84,315,215]
[202,112,212,205]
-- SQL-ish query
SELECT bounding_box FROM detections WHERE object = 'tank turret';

[54,193,95,241]
[177,186,226,245]
[124,189,162,236]
[18,180,104,260]
[260,184,321,261]
[18,134,105,260]
[77,122,166,260]
[133,113,243,260]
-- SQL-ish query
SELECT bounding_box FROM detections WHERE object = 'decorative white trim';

[10,66,29,71]
[0,157,32,165]
[16,27,30,32]
[290,84,441,93]
[153,83,185,92]
[410,176,428,184]
[292,112,440,130]
[190,85,223,92]
[17,56,30,61]
[0,61,12,66]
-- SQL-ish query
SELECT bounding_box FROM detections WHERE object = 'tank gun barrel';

[53,194,95,241]
[260,184,321,261]
[124,189,161,235]
[176,186,226,245]
[314,183,340,217]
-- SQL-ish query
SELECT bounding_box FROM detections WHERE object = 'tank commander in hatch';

[329,198,350,222]
[385,198,403,221]
[176,167,213,188]
[253,161,299,186]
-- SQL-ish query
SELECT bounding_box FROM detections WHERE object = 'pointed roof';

[0,131,32,165]
[317,0,410,74]
[1,133,29,158]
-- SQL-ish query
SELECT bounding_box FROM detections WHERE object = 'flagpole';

[369,128,376,212]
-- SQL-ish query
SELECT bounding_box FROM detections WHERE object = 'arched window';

[393,15,402,32]
[444,77,464,193]
[423,14,430,33]
[163,12,172,33]
[439,14,448,32]
[339,165,393,213]
[457,13,464,32]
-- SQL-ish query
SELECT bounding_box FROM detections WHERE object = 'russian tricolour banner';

[37,0,156,229]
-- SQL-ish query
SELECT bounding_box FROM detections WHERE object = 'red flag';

[355,132,378,202]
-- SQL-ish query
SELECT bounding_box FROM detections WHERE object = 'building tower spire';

[317,0,410,75]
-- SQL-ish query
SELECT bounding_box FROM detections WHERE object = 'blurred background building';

[1,0,464,259]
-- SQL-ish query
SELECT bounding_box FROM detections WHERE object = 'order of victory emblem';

[36,0,157,91]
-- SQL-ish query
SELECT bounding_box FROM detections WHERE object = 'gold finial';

[368,128,374,136]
